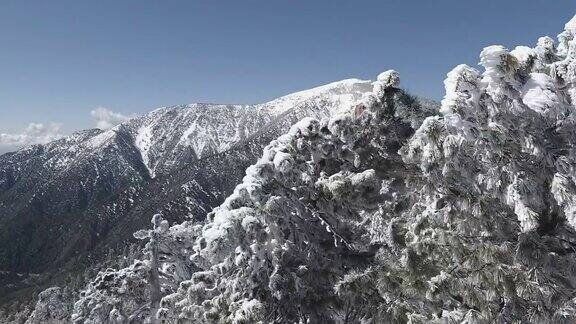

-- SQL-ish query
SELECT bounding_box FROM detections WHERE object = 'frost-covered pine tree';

[25,287,73,324]
[394,16,576,322]
[71,215,199,323]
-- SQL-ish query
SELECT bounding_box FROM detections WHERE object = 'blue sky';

[0,0,574,138]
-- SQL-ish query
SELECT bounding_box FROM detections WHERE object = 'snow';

[350,169,377,188]
[240,214,259,230]
[135,124,155,178]
[521,73,561,117]
[440,64,481,116]
[177,115,206,157]
[376,70,400,88]
[178,118,199,147]
[327,113,352,140]
[510,46,535,67]
[272,151,294,174]
[551,173,576,229]
[537,36,554,51]
[480,45,522,103]
[202,209,234,245]
[288,117,320,137]
[85,129,115,149]
[506,175,541,232]
[480,45,509,69]
[360,92,378,108]
[266,78,372,115]
[565,14,576,33]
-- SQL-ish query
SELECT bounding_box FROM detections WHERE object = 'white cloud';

[91,107,133,130]
[0,123,63,154]
[0,108,135,154]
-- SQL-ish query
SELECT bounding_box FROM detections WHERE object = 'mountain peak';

[265,78,372,115]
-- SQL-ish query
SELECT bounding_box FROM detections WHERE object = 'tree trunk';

[149,233,161,323]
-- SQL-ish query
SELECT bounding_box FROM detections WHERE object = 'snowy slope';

[121,78,372,178]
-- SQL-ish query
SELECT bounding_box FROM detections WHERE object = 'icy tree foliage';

[71,216,200,323]
[396,18,576,322]
[25,287,73,324]
[61,15,576,323]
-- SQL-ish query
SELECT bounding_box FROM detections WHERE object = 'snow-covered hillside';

[119,78,372,178]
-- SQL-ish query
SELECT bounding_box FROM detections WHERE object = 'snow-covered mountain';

[18,14,576,324]
[0,78,438,317]
[123,78,373,178]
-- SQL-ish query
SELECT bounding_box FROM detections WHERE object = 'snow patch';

[135,124,155,178]
[521,73,561,117]
[85,130,115,150]
[565,14,576,33]
[266,78,372,115]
